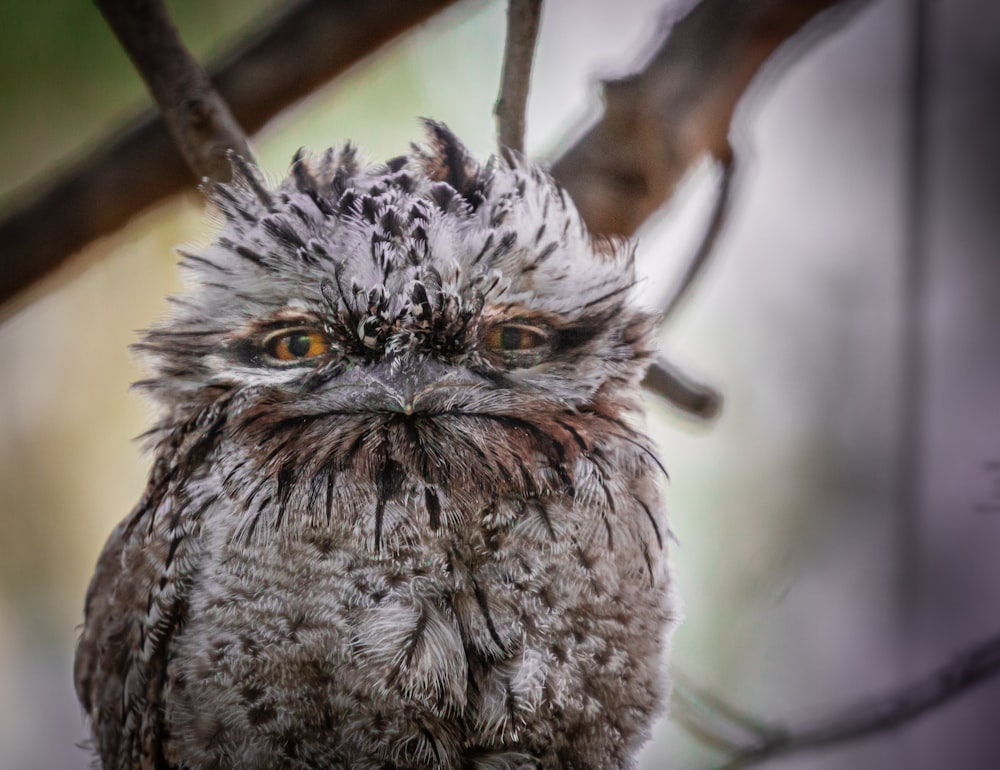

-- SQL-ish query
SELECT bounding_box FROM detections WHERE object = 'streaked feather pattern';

[76,122,675,769]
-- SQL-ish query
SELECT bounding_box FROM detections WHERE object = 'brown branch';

[644,356,723,421]
[0,0,461,312]
[672,670,786,753]
[894,0,930,614]
[672,692,755,754]
[0,0,864,421]
[0,0,860,315]
[671,631,1000,770]
[550,0,868,416]
[640,158,733,418]
[551,0,868,237]
[661,157,736,321]
[94,0,253,182]
[495,0,543,154]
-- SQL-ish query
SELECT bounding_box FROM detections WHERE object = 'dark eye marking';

[553,322,602,352]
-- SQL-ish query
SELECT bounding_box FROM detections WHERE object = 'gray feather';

[76,122,676,770]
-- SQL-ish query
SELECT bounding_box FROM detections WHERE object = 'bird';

[74,121,675,770]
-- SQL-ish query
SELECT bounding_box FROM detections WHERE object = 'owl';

[74,122,675,770]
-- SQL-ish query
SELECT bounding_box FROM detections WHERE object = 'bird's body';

[75,124,674,769]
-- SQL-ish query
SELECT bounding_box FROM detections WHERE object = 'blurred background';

[0,0,998,767]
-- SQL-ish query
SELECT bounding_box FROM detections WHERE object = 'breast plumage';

[75,122,675,770]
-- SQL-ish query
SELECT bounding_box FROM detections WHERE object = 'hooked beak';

[335,357,490,416]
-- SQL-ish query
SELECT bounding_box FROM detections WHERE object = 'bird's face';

[137,124,656,519]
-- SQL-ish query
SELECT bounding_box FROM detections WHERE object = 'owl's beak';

[359,358,489,416]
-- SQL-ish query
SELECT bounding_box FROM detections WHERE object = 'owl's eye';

[262,328,330,363]
[483,320,551,368]
[485,323,549,352]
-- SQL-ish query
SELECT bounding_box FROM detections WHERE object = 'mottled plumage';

[75,122,675,769]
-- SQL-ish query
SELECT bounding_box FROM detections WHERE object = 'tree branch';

[0,0,865,420]
[11,4,1000,762]
[0,0,461,311]
[894,0,930,614]
[548,0,868,415]
[644,355,723,421]
[640,158,733,419]
[94,0,253,182]
[551,0,867,237]
[672,670,786,754]
[672,631,1000,770]
[494,0,543,154]
[661,157,736,321]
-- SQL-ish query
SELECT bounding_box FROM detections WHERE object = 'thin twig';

[553,0,868,415]
[672,688,758,754]
[672,631,1000,770]
[0,0,460,312]
[495,0,543,154]
[661,156,736,321]
[0,0,858,312]
[672,670,786,751]
[894,0,930,616]
[0,0,861,422]
[643,356,723,421]
[94,0,253,181]
[551,0,869,236]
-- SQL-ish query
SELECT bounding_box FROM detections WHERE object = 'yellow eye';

[484,322,549,352]
[263,328,330,362]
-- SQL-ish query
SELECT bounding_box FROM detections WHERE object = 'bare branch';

[0,0,865,421]
[643,356,723,421]
[672,671,786,753]
[94,0,253,182]
[894,0,931,612]
[661,157,736,321]
[553,0,867,415]
[640,159,733,419]
[0,0,862,314]
[0,0,461,313]
[672,631,1000,770]
[672,690,756,754]
[552,0,869,237]
[495,0,543,154]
